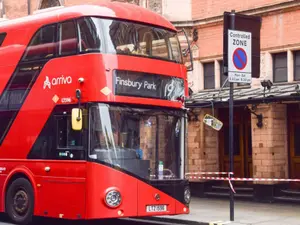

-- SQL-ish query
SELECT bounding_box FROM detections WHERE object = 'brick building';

[171,0,300,202]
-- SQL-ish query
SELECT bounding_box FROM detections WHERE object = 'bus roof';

[0,2,177,32]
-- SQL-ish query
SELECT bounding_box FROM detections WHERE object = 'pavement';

[0,197,299,225]
[159,197,300,225]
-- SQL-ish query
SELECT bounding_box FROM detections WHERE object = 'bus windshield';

[77,17,182,63]
[89,104,184,180]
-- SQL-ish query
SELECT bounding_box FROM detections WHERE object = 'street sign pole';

[229,10,235,222]
[223,9,261,222]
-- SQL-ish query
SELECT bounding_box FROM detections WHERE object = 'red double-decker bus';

[0,2,192,225]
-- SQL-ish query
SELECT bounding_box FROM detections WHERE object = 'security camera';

[260,79,273,90]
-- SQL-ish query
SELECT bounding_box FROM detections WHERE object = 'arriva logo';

[43,75,72,89]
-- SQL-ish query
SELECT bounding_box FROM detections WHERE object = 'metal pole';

[229,9,235,222]
[27,0,31,15]
[155,115,159,178]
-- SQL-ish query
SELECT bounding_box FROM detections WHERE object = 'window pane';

[22,25,56,61]
[78,17,102,53]
[102,18,182,63]
[0,64,42,142]
[28,106,87,160]
[56,115,84,149]
[220,60,229,87]
[294,51,300,81]
[295,66,300,81]
[0,33,6,46]
[59,21,77,56]
[274,52,287,67]
[274,68,288,83]
[89,104,183,180]
[204,62,215,89]
[273,52,287,83]
[169,36,182,63]
[295,51,300,65]
[151,31,169,60]
[40,0,61,9]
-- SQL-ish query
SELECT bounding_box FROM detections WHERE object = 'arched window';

[39,0,61,10]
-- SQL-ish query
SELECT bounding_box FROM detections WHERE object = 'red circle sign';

[232,48,247,70]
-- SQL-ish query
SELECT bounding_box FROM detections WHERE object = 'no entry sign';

[228,29,252,83]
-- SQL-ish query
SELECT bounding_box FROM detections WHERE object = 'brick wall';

[191,0,288,20]
[187,109,219,176]
[194,9,300,60]
[251,104,288,184]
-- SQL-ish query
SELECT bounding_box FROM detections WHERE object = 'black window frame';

[57,19,79,57]
[20,16,183,65]
[273,52,288,83]
[76,16,104,54]
[0,32,7,46]
[294,50,300,81]
[219,60,229,88]
[21,22,58,63]
[0,63,44,144]
[28,104,88,160]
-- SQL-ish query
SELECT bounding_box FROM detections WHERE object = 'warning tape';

[187,176,300,182]
[185,172,234,175]
[185,172,300,194]
[185,172,236,193]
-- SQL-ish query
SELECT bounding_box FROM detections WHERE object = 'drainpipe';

[1,0,5,18]
[27,0,30,15]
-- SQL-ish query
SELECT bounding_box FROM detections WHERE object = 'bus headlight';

[105,189,122,208]
[184,187,191,204]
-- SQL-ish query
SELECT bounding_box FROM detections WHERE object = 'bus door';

[29,106,87,218]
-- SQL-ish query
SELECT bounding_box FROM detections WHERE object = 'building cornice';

[172,1,300,28]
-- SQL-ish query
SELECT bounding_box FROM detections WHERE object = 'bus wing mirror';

[178,28,194,72]
[72,108,83,131]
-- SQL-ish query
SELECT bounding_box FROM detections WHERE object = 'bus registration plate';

[146,205,167,212]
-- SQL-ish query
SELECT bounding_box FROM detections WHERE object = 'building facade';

[173,0,300,202]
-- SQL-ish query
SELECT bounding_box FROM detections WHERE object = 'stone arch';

[38,0,63,10]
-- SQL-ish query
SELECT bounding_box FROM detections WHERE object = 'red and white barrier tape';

[185,172,234,175]
[185,172,236,193]
[187,176,300,182]
[186,172,300,194]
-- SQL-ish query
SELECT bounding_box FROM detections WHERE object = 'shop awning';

[185,82,300,108]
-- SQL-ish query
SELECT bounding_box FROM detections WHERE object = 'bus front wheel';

[5,177,34,225]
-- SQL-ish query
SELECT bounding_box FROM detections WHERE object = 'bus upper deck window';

[77,17,102,53]
[0,33,6,47]
[22,24,57,62]
[58,20,77,56]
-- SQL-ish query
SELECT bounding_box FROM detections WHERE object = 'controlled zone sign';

[228,29,252,83]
